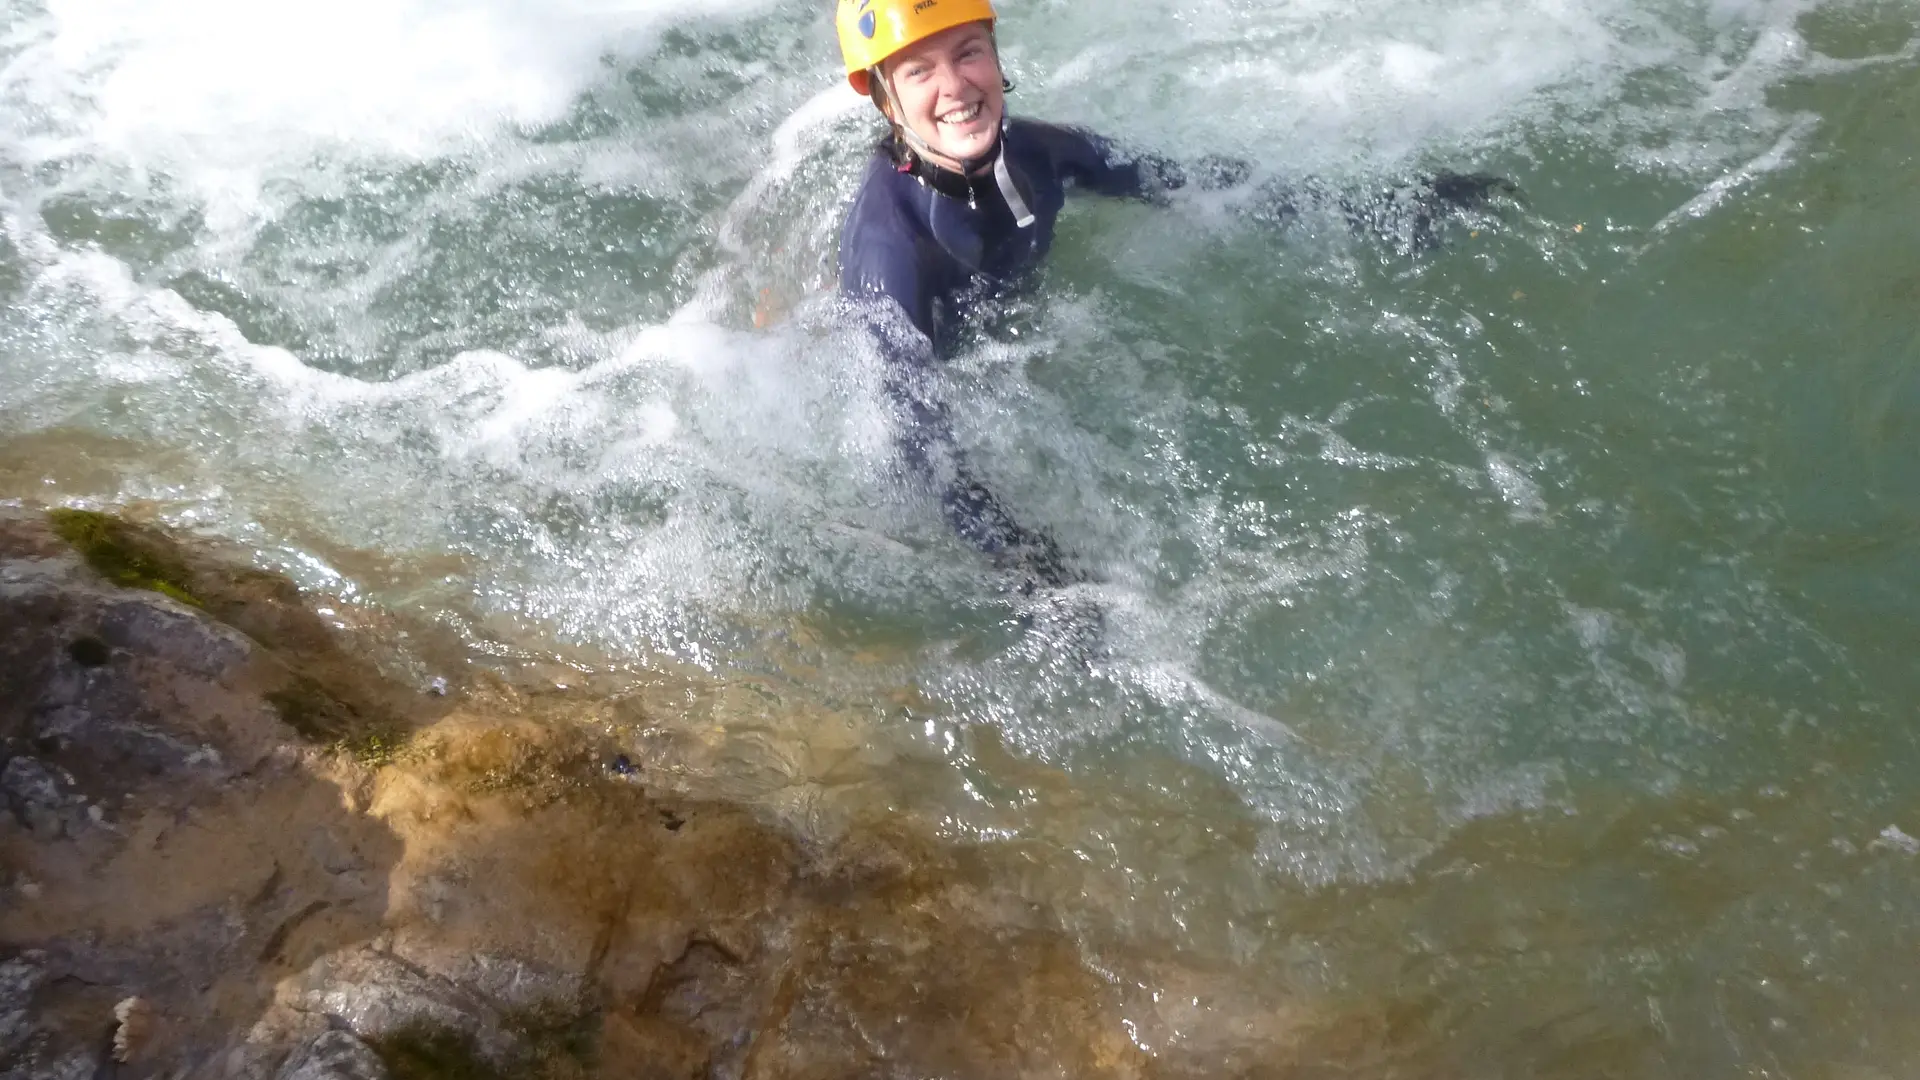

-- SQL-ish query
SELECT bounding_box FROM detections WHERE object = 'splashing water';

[3,0,1919,1071]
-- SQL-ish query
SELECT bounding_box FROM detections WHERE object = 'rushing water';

[3,0,1918,1072]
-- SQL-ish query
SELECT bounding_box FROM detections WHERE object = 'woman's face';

[882,22,1004,170]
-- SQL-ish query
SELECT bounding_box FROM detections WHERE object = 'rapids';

[2,0,1917,1072]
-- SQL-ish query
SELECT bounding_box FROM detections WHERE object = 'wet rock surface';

[2,506,1313,1079]
[275,1030,390,1080]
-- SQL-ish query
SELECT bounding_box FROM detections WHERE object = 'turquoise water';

[2,0,1917,1071]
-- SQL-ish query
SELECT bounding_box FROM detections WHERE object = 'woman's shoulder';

[840,153,929,286]
[846,141,921,205]
[1004,117,1115,171]
[1006,117,1106,151]
[844,153,921,238]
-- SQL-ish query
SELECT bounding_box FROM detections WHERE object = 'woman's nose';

[929,61,967,97]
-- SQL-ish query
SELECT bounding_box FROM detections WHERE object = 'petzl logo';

[857,0,877,39]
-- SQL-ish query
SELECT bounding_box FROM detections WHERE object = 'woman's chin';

[933,129,996,164]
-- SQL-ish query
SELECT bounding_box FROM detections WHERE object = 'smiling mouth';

[939,103,984,127]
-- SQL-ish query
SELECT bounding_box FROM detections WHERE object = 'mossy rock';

[370,1014,595,1080]
[47,507,421,761]
[371,1026,503,1080]
[47,507,201,607]
[265,673,408,763]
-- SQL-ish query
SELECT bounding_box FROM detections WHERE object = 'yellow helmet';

[836,0,999,96]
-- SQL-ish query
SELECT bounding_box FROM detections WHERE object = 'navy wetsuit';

[838,118,1184,586]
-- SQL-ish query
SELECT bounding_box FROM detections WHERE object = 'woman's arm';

[1250,172,1519,252]
[840,245,1081,590]
[1022,120,1246,203]
[1030,120,1517,247]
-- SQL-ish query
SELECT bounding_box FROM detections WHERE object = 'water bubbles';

[1870,825,1919,856]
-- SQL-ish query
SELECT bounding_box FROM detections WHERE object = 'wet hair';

[863,73,905,160]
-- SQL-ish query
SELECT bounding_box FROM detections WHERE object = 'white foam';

[675,84,869,323]
[1485,452,1547,520]
[0,0,785,231]
[1647,112,1817,237]
[4,0,771,155]
[1026,0,1836,175]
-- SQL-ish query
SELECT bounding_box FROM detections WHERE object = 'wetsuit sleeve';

[1025,120,1514,245]
[840,228,947,475]
[1248,171,1519,252]
[1044,128,1518,253]
[1033,123,1252,204]
[840,232,1079,589]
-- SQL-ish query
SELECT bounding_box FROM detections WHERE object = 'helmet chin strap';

[872,67,1035,229]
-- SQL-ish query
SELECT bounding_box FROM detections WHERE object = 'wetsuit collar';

[894,138,978,199]
[889,120,1036,228]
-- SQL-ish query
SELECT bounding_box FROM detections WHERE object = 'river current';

[3,0,1917,1072]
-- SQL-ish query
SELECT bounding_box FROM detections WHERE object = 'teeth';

[940,104,981,124]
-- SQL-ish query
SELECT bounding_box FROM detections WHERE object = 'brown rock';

[3,506,1315,1080]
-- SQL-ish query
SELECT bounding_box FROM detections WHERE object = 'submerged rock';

[0,506,1307,1079]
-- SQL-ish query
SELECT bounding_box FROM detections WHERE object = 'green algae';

[46,507,201,607]
[41,509,423,759]
[370,1013,596,1080]
[344,728,408,768]
[371,1026,502,1080]
[264,672,407,763]
[263,674,355,741]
